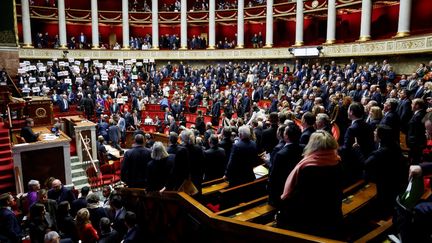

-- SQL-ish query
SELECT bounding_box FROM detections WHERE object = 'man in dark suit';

[204,135,226,181]
[268,123,304,207]
[380,98,401,142]
[397,89,412,134]
[120,134,151,188]
[224,125,259,187]
[123,211,142,242]
[407,98,427,163]
[299,112,316,146]
[261,112,279,153]
[108,120,122,151]
[110,99,120,114]
[219,128,233,167]
[70,186,89,217]
[20,118,40,143]
[0,193,22,242]
[59,94,69,112]
[211,98,221,126]
[110,195,127,238]
[340,102,374,184]
[48,179,76,204]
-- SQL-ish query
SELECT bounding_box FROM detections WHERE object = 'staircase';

[0,124,15,193]
[70,156,90,190]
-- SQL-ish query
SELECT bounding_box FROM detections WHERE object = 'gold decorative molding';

[17,34,432,60]
[293,41,304,47]
[264,43,273,48]
[357,35,371,42]
[323,39,336,45]
[394,31,410,38]
[22,43,34,48]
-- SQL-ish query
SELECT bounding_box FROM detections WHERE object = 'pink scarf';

[281,149,340,200]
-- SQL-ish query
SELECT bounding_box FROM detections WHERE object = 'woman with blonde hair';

[367,106,383,130]
[75,208,99,243]
[278,131,343,238]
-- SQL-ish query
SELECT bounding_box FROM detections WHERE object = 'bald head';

[52,179,62,191]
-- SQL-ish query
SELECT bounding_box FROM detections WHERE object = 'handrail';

[5,72,22,98]
[78,131,98,174]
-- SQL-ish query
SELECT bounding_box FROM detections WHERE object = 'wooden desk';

[63,116,97,163]
[12,127,72,193]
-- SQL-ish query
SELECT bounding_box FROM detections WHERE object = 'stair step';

[0,143,10,149]
[0,182,15,193]
[72,175,88,185]
[0,157,12,165]
[0,137,9,143]
[0,174,13,181]
[0,163,13,171]
[0,150,12,158]
[71,168,86,178]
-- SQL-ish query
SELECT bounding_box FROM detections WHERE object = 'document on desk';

[42,134,58,141]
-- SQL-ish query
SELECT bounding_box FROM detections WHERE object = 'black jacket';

[120,145,151,188]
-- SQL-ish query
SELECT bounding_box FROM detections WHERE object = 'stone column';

[21,0,33,48]
[264,0,273,47]
[122,0,130,49]
[294,0,304,46]
[58,0,68,49]
[236,0,244,48]
[359,0,372,41]
[208,0,216,49]
[91,0,99,49]
[395,0,411,38]
[325,0,336,44]
[152,0,159,49]
[180,0,188,49]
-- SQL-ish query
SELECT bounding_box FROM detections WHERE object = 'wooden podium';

[26,97,53,126]
[63,116,97,164]
[12,127,72,193]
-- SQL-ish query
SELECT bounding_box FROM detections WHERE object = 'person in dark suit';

[268,123,304,207]
[219,127,233,167]
[407,98,427,163]
[81,93,95,120]
[48,179,76,205]
[98,217,120,243]
[0,193,22,243]
[380,98,401,142]
[59,94,69,112]
[397,89,412,134]
[211,98,221,126]
[204,135,226,181]
[120,134,151,188]
[20,118,40,143]
[168,116,179,134]
[109,195,127,238]
[261,112,279,153]
[123,211,142,243]
[340,102,374,184]
[224,125,260,187]
[364,125,407,217]
[146,142,175,192]
[195,110,205,135]
[299,112,316,146]
[108,119,122,151]
[70,186,89,217]
[167,132,179,154]
[86,193,108,235]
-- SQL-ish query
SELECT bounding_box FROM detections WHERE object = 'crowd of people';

[10,56,432,241]
[0,177,145,242]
